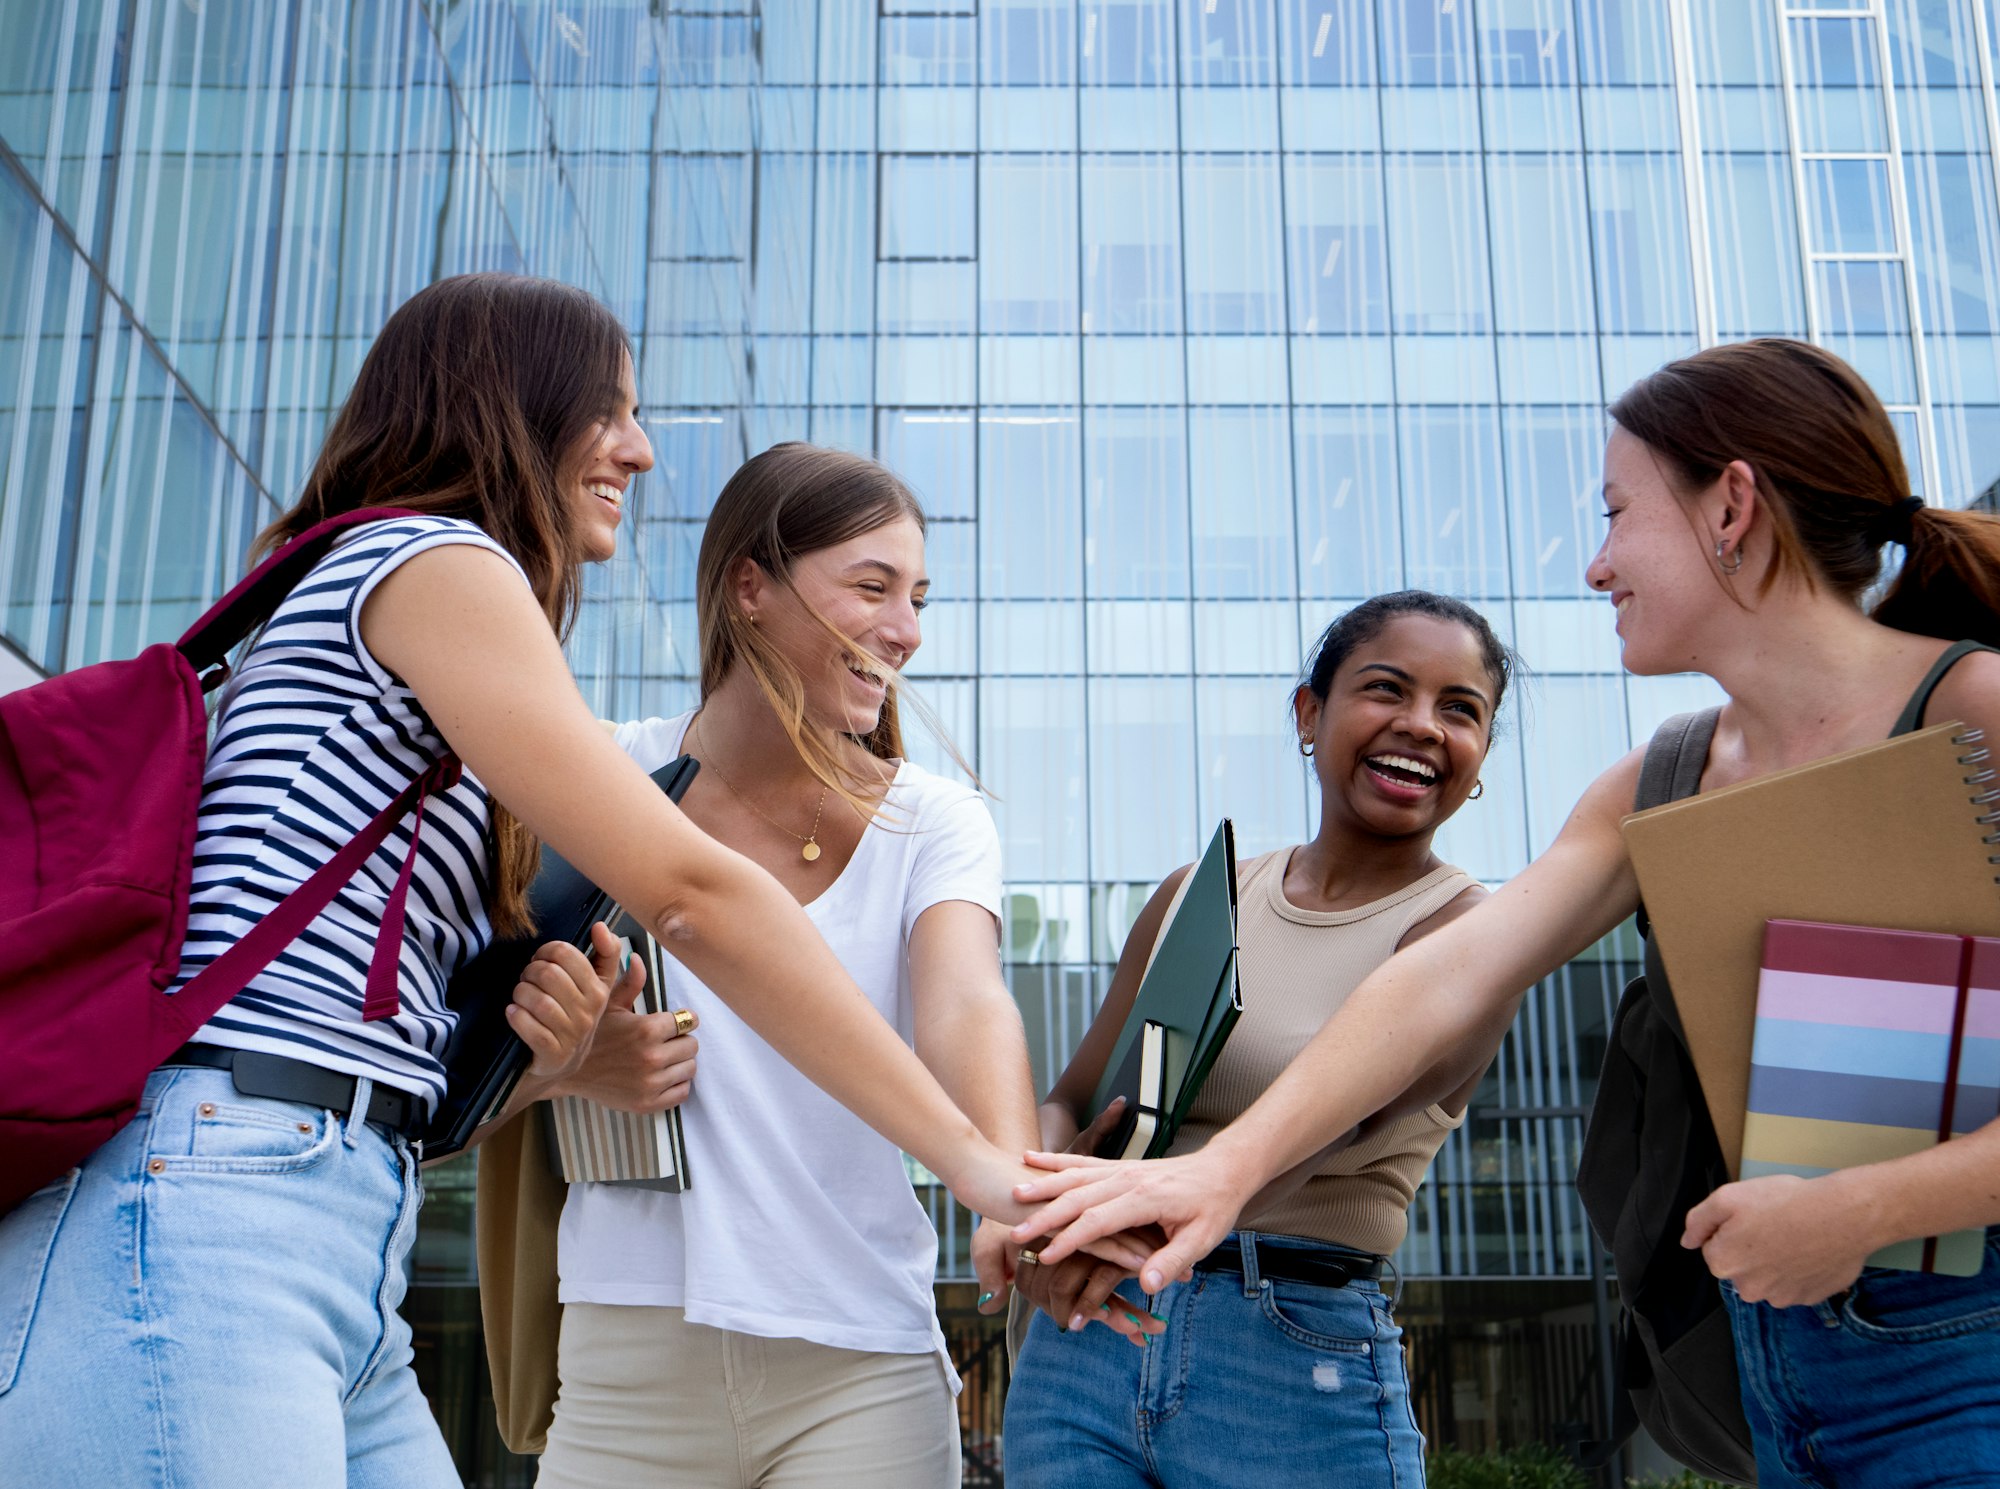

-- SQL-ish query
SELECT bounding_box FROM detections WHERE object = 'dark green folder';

[1090,819,1242,1159]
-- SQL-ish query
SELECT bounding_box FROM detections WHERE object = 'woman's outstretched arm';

[361,544,1030,1219]
[1013,751,1646,1286]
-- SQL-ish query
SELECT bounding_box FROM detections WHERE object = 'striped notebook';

[1740,919,2000,1274]
[547,932,690,1190]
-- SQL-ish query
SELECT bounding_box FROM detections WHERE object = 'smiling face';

[1587,425,1736,675]
[738,515,929,738]
[560,351,653,564]
[1298,612,1497,840]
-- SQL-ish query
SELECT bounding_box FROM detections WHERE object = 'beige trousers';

[535,1303,961,1489]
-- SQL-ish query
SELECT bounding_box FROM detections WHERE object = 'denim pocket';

[0,1169,80,1397]
[1838,1243,2000,1343]
[155,1095,340,1174]
[1257,1280,1376,1354]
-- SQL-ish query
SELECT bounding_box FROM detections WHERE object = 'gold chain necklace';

[688,717,831,862]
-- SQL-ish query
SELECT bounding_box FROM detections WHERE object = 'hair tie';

[1870,494,1924,547]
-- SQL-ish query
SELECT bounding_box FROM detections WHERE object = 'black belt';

[161,1044,422,1138]
[1195,1236,1387,1290]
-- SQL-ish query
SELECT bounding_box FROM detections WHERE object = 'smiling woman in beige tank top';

[1001,591,1521,1489]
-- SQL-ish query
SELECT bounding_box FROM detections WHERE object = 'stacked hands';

[506,930,1882,1322]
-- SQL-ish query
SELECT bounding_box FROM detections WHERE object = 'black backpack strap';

[1892,640,1998,736]
[1632,708,1720,941]
[1635,707,1722,812]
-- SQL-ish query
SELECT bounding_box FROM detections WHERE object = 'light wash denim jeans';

[0,1065,460,1489]
[1722,1228,2000,1488]
[1003,1231,1425,1489]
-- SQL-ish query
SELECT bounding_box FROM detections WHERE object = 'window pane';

[1295,407,1401,599]
[1081,156,1183,335]
[1285,156,1390,334]
[980,412,1082,598]
[1278,0,1375,86]
[1085,407,1190,600]
[880,156,976,260]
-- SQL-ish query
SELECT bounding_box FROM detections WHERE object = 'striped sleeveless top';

[168,515,528,1113]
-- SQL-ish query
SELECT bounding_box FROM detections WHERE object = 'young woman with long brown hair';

[1015,338,2000,1486]
[536,443,1044,1489]
[0,277,1060,1489]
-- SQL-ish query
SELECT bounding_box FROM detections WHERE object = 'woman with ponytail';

[1015,339,2000,1486]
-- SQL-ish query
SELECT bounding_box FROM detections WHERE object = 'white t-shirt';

[557,712,1003,1378]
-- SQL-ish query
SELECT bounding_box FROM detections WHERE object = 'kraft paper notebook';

[1621,721,2000,1177]
[1741,919,2000,1274]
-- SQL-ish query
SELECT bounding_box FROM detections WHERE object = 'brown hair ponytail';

[252,273,633,934]
[1609,338,2000,646]
[1874,504,2000,647]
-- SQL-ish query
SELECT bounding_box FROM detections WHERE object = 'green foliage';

[1425,1444,1735,1489]
[1426,1444,1591,1489]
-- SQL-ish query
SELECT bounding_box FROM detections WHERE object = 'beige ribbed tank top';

[1162,848,1477,1256]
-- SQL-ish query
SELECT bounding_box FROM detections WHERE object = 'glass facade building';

[6,0,1999,1475]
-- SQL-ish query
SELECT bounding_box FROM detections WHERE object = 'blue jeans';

[1723,1228,2000,1488]
[0,1066,460,1489]
[1003,1231,1425,1488]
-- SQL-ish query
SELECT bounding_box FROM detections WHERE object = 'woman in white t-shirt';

[538,443,1043,1489]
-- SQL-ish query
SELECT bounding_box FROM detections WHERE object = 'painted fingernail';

[1069,1314,1086,1331]
[977,1292,994,1307]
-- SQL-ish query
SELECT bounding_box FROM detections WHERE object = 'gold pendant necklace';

[689,716,831,863]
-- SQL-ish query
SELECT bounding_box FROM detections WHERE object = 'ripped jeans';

[1003,1231,1425,1489]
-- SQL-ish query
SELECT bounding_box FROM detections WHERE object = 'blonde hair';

[695,443,975,816]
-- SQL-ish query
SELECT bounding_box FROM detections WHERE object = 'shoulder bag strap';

[1892,640,1998,736]
[176,506,430,678]
[1635,706,1722,812]
[158,505,461,1049]
[151,753,463,1059]
[1633,708,1721,939]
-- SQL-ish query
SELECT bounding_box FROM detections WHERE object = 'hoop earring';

[1299,738,1315,759]
[1468,780,1484,800]
[1715,540,1744,576]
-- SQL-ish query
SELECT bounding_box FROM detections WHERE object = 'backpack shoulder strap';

[177,507,429,674]
[1633,708,1720,943]
[1892,640,1998,736]
[1634,706,1722,812]
[151,753,463,1058]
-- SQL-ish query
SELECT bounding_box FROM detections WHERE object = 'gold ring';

[1018,1248,1042,1266]
[672,1008,696,1037]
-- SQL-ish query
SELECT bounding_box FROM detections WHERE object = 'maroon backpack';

[0,508,461,1213]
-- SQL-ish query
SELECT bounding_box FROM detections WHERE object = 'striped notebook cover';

[1740,919,2000,1274]
[547,934,690,1190]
